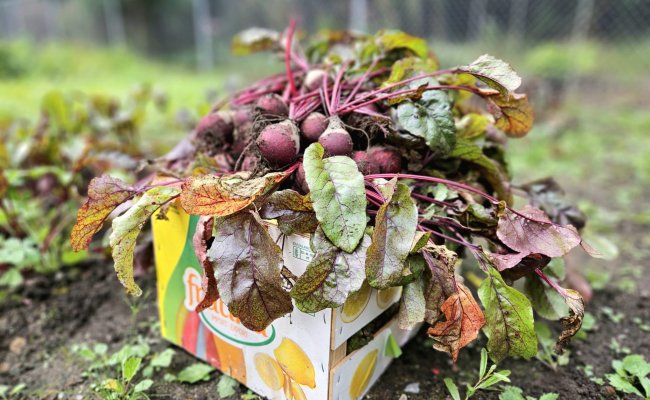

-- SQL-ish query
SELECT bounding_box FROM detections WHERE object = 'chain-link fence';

[2,0,650,107]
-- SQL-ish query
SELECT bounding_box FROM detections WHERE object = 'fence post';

[102,0,126,45]
[567,0,595,99]
[508,0,528,48]
[192,0,214,72]
[467,0,488,41]
[349,0,368,32]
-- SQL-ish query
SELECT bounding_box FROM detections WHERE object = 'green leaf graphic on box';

[384,333,402,358]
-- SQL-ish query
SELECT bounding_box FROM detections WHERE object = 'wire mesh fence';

[1,0,649,105]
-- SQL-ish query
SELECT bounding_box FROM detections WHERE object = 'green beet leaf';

[449,139,511,203]
[478,266,537,363]
[291,228,370,313]
[459,54,522,95]
[303,143,366,253]
[524,274,569,321]
[366,182,418,289]
[259,189,318,236]
[396,78,456,157]
[110,186,181,296]
[208,211,293,331]
[231,28,280,55]
[398,276,426,329]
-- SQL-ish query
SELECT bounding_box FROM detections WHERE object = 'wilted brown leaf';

[71,176,138,251]
[259,189,318,236]
[180,172,286,216]
[487,93,534,138]
[428,281,485,362]
[555,288,584,353]
[193,216,219,312]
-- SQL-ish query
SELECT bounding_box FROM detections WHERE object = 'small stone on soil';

[9,336,27,354]
[404,382,420,394]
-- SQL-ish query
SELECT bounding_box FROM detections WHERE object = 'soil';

[1,201,649,399]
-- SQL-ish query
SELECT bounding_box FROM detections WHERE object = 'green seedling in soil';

[0,383,26,399]
[632,317,650,332]
[165,362,215,384]
[73,338,175,399]
[72,23,600,366]
[577,364,605,385]
[499,385,558,400]
[601,306,625,323]
[444,348,511,400]
[609,338,631,355]
[217,375,239,398]
[240,390,261,400]
[605,354,650,398]
[534,322,570,371]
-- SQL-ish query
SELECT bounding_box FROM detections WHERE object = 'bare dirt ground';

[1,189,648,400]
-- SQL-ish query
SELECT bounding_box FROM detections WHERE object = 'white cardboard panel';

[330,318,421,400]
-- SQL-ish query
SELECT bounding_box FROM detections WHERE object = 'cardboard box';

[152,203,420,400]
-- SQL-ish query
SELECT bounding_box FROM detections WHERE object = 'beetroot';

[368,146,402,173]
[318,117,353,156]
[300,112,328,142]
[294,163,310,193]
[256,120,300,167]
[240,154,259,171]
[303,69,328,91]
[232,107,253,126]
[193,111,234,155]
[351,151,379,175]
[256,93,289,116]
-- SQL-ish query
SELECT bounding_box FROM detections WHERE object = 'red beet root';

[192,111,234,155]
[232,107,252,126]
[294,163,309,193]
[303,69,328,91]
[300,112,328,142]
[256,120,300,167]
[368,146,402,173]
[318,117,353,156]
[256,93,288,116]
[351,151,379,175]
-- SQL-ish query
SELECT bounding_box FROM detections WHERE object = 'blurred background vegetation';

[0,0,649,284]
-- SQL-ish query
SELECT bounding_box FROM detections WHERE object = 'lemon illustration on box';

[376,286,402,309]
[152,203,418,400]
[341,280,371,323]
[349,349,379,399]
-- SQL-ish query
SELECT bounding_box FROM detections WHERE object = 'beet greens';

[71,22,600,363]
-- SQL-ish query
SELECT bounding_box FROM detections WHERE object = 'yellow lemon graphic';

[282,370,292,398]
[376,286,402,309]
[254,353,284,391]
[273,338,316,389]
[290,379,307,400]
[341,281,371,323]
[349,349,379,399]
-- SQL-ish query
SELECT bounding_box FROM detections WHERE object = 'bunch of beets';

[71,22,601,363]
